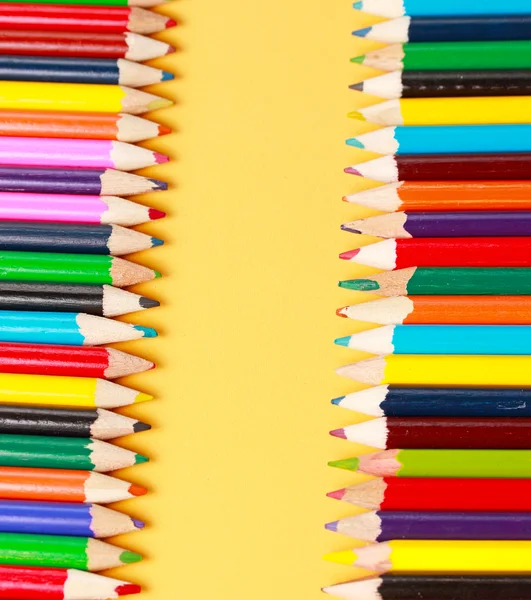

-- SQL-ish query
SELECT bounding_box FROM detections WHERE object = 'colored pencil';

[343,214,531,238]
[339,267,531,296]
[332,385,531,417]
[0,4,175,34]
[0,311,156,346]
[349,125,531,155]
[0,251,160,287]
[0,564,140,600]
[331,417,531,449]
[11,0,165,5]
[353,42,531,72]
[344,181,531,213]
[0,342,153,378]
[324,539,531,573]
[328,477,531,511]
[0,466,146,503]
[0,30,173,60]
[326,511,531,541]
[0,193,166,227]
[323,575,531,600]
[340,239,531,269]
[0,282,159,318]
[0,434,147,472]
[329,449,531,478]
[337,296,531,325]
[0,56,173,87]
[345,155,531,183]
[0,138,168,171]
[351,97,531,126]
[0,110,171,142]
[352,71,531,100]
[335,325,531,355]
[0,166,166,196]
[0,373,152,408]
[0,405,150,439]
[352,0,531,17]
[0,222,162,255]
[0,82,172,114]
[0,532,141,571]
[353,16,531,43]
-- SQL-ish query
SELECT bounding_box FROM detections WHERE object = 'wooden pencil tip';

[339,249,360,260]
[330,428,347,439]
[327,488,346,500]
[335,307,348,318]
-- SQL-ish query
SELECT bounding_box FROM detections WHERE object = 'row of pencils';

[0,0,175,598]
[324,2,531,600]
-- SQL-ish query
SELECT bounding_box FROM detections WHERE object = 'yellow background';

[101,2,396,598]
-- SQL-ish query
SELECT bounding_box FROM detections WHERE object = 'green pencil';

[0,532,142,571]
[330,449,531,478]
[339,267,531,296]
[352,40,531,71]
[0,250,159,287]
[0,434,148,472]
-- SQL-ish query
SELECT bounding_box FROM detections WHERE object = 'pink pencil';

[0,137,168,171]
[0,192,165,226]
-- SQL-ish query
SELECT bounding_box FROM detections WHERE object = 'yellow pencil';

[324,540,531,574]
[0,373,152,408]
[0,82,172,115]
[336,355,531,387]
[350,97,531,126]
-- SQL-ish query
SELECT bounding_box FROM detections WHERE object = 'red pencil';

[0,4,176,34]
[331,417,531,449]
[0,343,153,379]
[339,238,531,269]
[327,478,531,511]
[0,564,140,599]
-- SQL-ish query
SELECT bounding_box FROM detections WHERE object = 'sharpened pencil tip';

[148,208,166,220]
[353,1,362,8]
[334,336,350,347]
[348,110,365,120]
[339,278,380,291]
[345,167,362,176]
[331,396,345,405]
[129,483,147,496]
[134,325,158,338]
[147,98,173,111]
[341,223,361,233]
[139,296,160,309]
[349,82,364,92]
[133,519,145,530]
[162,71,174,81]
[151,237,164,247]
[323,549,357,565]
[335,307,348,318]
[116,584,141,596]
[330,428,347,439]
[134,453,149,465]
[158,124,172,135]
[166,18,177,28]
[350,55,365,64]
[154,152,169,164]
[148,178,168,190]
[134,392,154,404]
[352,26,371,37]
[325,521,339,532]
[120,550,143,565]
[155,270,162,278]
[339,248,360,260]
[133,420,152,433]
[346,137,364,149]
[327,488,346,500]
[328,457,360,471]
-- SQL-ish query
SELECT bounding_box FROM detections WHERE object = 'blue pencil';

[0,499,143,538]
[347,125,531,155]
[353,16,531,43]
[335,325,531,355]
[0,310,156,346]
[332,386,531,417]
[354,0,531,17]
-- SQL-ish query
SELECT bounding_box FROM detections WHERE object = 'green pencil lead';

[328,457,360,471]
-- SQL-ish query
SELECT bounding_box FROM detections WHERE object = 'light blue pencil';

[353,0,531,18]
[347,125,531,155]
[0,311,156,346]
[335,325,531,355]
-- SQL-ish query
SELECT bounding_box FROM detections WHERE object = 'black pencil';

[0,281,159,317]
[352,70,531,100]
[0,222,163,256]
[0,405,150,440]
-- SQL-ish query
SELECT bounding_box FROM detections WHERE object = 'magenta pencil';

[0,193,165,227]
[0,137,168,171]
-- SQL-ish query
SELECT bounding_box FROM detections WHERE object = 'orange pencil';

[337,296,531,325]
[0,466,146,504]
[0,110,170,143]
[344,181,531,213]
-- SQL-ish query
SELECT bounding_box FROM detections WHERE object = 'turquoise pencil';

[335,325,531,355]
[0,311,156,346]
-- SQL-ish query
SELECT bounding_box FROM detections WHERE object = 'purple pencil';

[341,211,531,238]
[0,166,167,196]
[325,511,531,542]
